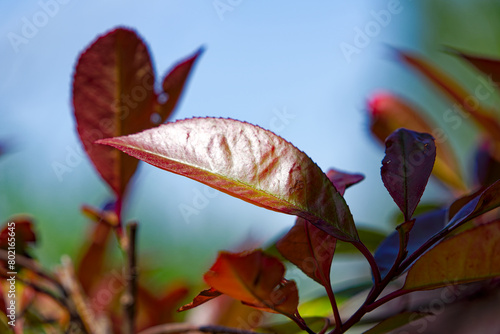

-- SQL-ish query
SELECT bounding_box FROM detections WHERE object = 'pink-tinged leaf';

[398,50,500,142]
[404,220,500,290]
[375,209,447,279]
[446,180,500,230]
[202,250,299,317]
[368,93,466,191]
[276,218,336,287]
[73,28,201,197]
[97,117,359,241]
[326,168,364,196]
[178,288,222,312]
[73,28,157,196]
[381,128,436,221]
[155,48,203,121]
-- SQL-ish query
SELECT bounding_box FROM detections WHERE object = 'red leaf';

[368,93,465,191]
[326,168,364,196]
[474,138,500,188]
[178,287,222,312]
[446,180,500,230]
[97,117,359,242]
[73,28,201,197]
[202,250,299,316]
[451,49,500,86]
[398,50,500,142]
[404,219,500,290]
[276,218,336,287]
[381,128,436,221]
[155,48,203,122]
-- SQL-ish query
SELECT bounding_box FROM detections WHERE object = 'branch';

[122,222,138,334]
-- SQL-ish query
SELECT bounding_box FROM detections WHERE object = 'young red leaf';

[155,48,203,122]
[326,168,364,196]
[0,216,37,264]
[178,287,222,312]
[404,220,500,290]
[446,180,500,230]
[73,28,157,196]
[398,50,500,142]
[381,128,436,222]
[202,250,299,317]
[73,28,201,197]
[97,117,359,242]
[276,218,336,287]
[368,93,465,191]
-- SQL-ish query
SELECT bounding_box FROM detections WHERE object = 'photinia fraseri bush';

[1,26,500,334]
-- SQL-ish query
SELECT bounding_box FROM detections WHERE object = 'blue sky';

[0,0,429,275]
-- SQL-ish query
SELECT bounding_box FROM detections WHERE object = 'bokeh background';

[1,0,499,303]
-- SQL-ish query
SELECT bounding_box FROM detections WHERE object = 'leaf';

[398,50,500,142]
[76,203,115,293]
[446,180,500,230]
[404,220,500,290]
[375,209,447,279]
[368,93,465,191]
[73,28,201,196]
[276,218,336,287]
[362,311,432,334]
[450,48,500,86]
[155,48,204,121]
[474,138,500,188]
[97,117,359,241]
[326,168,364,196]
[178,287,222,312]
[381,128,436,222]
[202,250,299,316]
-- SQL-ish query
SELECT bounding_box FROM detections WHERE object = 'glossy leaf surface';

[98,117,358,241]
[375,210,447,279]
[369,93,465,191]
[381,128,436,221]
[276,218,336,287]
[404,220,500,290]
[203,250,299,316]
[446,180,500,230]
[178,287,222,312]
[73,28,201,196]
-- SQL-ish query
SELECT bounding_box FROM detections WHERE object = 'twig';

[58,256,95,334]
[137,323,264,334]
[123,222,138,334]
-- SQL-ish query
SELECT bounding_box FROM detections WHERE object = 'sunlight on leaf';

[97,117,359,241]
[73,28,201,197]
[404,220,500,290]
[202,250,299,316]
[178,287,222,312]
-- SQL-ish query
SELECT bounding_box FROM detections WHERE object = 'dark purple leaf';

[381,128,436,221]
